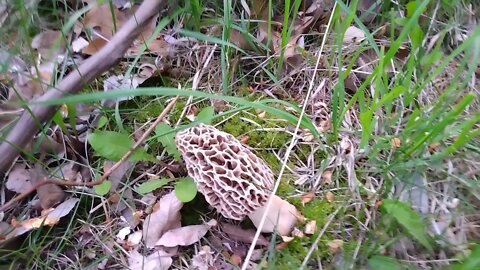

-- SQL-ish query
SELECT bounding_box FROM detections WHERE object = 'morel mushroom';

[175,123,299,235]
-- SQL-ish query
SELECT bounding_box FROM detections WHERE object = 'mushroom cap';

[175,124,275,220]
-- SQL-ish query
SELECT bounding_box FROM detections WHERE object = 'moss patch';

[272,179,338,268]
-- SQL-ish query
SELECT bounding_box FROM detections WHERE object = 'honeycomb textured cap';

[175,124,275,220]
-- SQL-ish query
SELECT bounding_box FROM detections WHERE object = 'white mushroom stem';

[247,195,299,236]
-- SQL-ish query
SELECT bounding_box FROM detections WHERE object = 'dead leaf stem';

[0,96,179,212]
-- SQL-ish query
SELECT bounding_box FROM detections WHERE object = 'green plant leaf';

[174,177,197,202]
[93,180,112,196]
[382,199,433,252]
[368,256,401,270]
[195,106,215,124]
[155,123,181,160]
[136,178,171,194]
[88,131,154,162]
[453,245,480,270]
[97,116,108,129]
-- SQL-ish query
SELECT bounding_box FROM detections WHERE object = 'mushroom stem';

[247,195,299,236]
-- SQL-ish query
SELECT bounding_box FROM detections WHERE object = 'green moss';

[272,179,339,268]
[218,110,293,170]
[121,97,166,123]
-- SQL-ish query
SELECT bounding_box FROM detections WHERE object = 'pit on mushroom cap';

[175,123,299,235]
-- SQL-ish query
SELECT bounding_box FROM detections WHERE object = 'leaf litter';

[0,0,478,268]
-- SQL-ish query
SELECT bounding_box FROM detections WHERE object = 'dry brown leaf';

[428,142,441,153]
[221,223,270,246]
[301,191,316,206]
[71,37,89,52]
[281,235,294,243]
[304,220,317,235]
[326,191,334,203]
[6,163,32,194]
[143,192,183,248]
[343,26,365,44]
[128,250,172,270]
[356,46,409,80]
[230,29,254,51]
[292,227,305,238]
[230,254,242,266]
[155,220,217,247]
[275,241,288,250]
[104,160,133,191]
[327,239,344,254]
[30,165,66,210]
[81,38,108,55]
[391,137,402,148]
[126,231,143,247]
[239,135,250,144]
[31,30,65,58]
[83,4,128,39]
[303,131,315,142]
[344,72,360,92]
[357,0,380,24]
[3,198,79,242]
[322,169,333,185]
[80,4,162,56]
[191,245,215,269]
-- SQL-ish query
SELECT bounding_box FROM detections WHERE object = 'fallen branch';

[0,0,168,173]
[0,96,179,212]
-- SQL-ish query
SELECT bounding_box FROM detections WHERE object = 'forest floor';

[0,0,479,269]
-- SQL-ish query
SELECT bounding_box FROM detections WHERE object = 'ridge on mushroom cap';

[175,123,275,221]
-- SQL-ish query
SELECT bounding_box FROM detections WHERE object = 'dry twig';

[0,97,179,212]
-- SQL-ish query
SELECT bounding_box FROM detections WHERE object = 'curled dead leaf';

[128,250,172,270]
[343,26,365,44]
[304,220,317,235]
[230,254,242,266]
[220,223,269,246]
[391,137,402,148]
[326,191,334,203]
[30,165,67,210]
[292,227,305,238]
[13,198,79,235]
[301,191,316,206]
[6,164,32,193]
[327,239,344,254]
[322,169,333,185]
[143,192,183,248]
[155,220,217,247]
[281,235,294,243]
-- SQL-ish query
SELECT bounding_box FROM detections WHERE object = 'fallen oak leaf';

[304,220,317,235]
[301,191,316,206]
[220,223,270,246]
[24,198,79,228]
[327,239,344,254]
[128,250,172,270]
[343,26,365,44]
[5,163,32,194]
[155,219,217,247]
[143,191,183,248]
[30,164,67,210]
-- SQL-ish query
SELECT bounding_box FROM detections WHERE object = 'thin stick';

[0,97,179,212]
